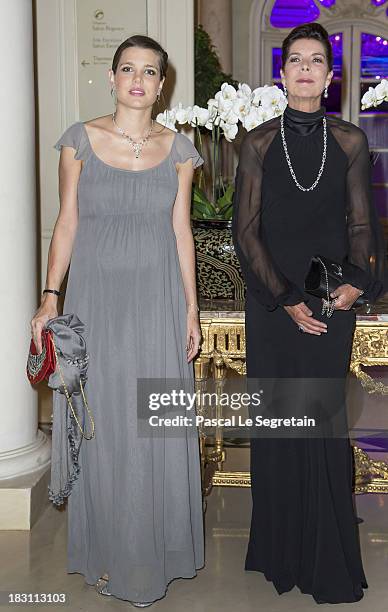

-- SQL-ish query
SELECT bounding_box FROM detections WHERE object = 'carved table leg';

[194,355,211,494]
[211,351,227,472]
[349,362,388,493]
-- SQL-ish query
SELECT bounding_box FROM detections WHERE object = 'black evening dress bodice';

[232,104,386,604]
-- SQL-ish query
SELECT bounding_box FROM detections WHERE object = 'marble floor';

[0,481,388,611]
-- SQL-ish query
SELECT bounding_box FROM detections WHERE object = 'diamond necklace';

[280,111,327,192]
[112,113,154,158]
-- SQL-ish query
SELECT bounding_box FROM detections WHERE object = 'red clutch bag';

[26,329,57,385]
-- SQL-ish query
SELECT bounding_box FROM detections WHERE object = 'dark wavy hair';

[112,35,168,79]
[281,23,333,72]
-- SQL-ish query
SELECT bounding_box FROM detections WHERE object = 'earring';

[156,90,161,102]
[111,87,117,105]
[283,84,288,98]
[323,86,328,99]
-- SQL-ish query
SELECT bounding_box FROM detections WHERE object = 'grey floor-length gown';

[52,121,205,603]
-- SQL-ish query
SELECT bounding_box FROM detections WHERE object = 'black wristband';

[43,289,61,296]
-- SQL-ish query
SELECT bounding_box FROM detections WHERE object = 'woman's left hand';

[329,284,364,310]
[186,311,202,362]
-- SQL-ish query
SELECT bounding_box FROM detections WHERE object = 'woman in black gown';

[232,23,386,604]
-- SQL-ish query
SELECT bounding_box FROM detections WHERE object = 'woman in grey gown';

[30,35,204,607]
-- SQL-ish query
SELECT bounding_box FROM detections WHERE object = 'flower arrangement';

[156,82,287,220]
[361,78,388,109]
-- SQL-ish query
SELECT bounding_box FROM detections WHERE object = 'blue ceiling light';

[270,0,320,28]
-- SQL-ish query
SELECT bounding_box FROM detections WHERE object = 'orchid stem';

[196,125,206,192]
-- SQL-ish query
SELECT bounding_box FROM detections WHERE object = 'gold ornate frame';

[195,300,388,495]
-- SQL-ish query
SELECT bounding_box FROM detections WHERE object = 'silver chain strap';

[280,112,327,192]
[49,335,95,440]
[317,256,337,318]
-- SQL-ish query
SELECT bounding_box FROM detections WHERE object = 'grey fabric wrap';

[45,314,93,506]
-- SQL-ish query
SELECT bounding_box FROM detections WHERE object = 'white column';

[0,2,51,489]
[199,0,233,74]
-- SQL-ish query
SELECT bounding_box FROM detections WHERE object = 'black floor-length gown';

[232,104,386,604]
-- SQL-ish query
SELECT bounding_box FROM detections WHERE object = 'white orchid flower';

[242,107,265,131]
[175,103,193,125]
[361,87,378,109]
[237,83,252,99]
[203,102,220,130]
[260,86,285,111]
[207,98,218,112]
[251,85,269,106]
[220,106,240,125]
[156,109,178,131]
[375,79,388,102]
[219,82,238,100]
[233,96,252,120]
[215,94,234,115]
[220,120,239,142]
[205,111,222,130]
[191,105,211,127]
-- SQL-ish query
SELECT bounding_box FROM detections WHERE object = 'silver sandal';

[95,576,111,596]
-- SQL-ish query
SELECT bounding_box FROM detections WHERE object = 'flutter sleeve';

[232,131,305,311]
[53,122,90,161]
[172,132,204,169]
[343,128,387,302]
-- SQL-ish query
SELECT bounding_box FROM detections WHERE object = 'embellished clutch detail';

[26,317,94,440]
[27,329,56,384]
[304,255,366,318]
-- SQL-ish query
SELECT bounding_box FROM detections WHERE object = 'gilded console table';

[195,297,388,495]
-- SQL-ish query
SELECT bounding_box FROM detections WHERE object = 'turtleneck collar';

[283,104,326,136]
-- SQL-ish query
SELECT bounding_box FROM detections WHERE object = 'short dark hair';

[281,23,333,72]
[112,35,168,79]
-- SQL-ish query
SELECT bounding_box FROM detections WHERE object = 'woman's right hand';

[30,297,58,354]
[284,302,328,335]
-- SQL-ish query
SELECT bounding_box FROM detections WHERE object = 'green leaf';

[217,184,234,210]
[191,185,218,219]
[191,182,235,221]
[222,204,233,220]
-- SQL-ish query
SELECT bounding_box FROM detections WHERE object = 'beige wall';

[232,0,253,85]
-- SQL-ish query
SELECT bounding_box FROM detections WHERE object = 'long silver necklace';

[112,113,154,158]
[280,111,327,192]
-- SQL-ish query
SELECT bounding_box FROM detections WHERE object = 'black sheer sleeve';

[341,127,387,302]
[232,128,306,311]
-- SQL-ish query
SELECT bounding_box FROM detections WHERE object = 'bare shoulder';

[153,122,177,146]
[83,114,112,128]
[83,115,113,141]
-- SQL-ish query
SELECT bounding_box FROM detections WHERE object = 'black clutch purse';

[304,255,366,318]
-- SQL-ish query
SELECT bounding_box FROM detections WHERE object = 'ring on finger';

[298,325,305,333]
